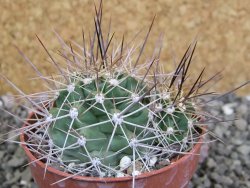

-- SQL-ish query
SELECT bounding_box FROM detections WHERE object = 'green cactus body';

[48,72,195,167]
[4,4,220,183]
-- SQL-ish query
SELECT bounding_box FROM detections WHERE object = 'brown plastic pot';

[20,114,203,188]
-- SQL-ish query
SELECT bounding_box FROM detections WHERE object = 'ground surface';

[0,93,249,188]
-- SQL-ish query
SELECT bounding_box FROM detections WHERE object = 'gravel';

[190,94,250,188]
[0,95,36,188]
[0,93,249,187]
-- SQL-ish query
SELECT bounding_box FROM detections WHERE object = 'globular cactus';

[2,5,212,186]
[48,69,196,169]
[2,3,249,188]
[49,69,192,166]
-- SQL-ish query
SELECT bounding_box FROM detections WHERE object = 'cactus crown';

[3,3,239,187]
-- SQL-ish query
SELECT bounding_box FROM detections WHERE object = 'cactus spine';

[2,4,217,187]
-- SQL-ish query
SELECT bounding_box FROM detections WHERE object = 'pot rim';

[20,112,204,183]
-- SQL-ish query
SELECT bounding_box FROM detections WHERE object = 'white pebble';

[100,172,106,177]
[20,180,27,186]
[119,156,131,170]
[132,170,141,176]
[222,104,234,115]
[149,156,157,167]
[79,163,86,168]
[1,94,15,109]
[246,95,250,101]
[116,172,125,177]
[68,162,75,169]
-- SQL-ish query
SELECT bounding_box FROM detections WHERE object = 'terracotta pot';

[20,116,203,188]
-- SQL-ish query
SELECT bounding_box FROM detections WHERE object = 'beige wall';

[0,0,250,95]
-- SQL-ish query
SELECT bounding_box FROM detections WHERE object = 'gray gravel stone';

[232,159,241,166]
[214,184,223,188]
[3,170,22,187]
[214,126,224,138]
[207,158,216,168]
[7,143,17,154]
[235,119,248,131]
[204,178,211,187]
[210,172,220,181]
[230,151,238,160]
[233,139,244,145]
[237,145,250,156]
[220,176,234,185]
[0,150,5,159]
[7,156,26,168]
[21,167,32,182]
[217,165,227,175]
[1,94,15,110]
[0,102,36,188]
[236,104,248,117]
[245,181,250,188]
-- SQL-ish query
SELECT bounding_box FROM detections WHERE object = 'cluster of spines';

[40,59,199,179]
[1,2,234,187]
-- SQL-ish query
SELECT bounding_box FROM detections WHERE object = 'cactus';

[48,68,196,168]
[4,12,203,181]
[5,3,247,187]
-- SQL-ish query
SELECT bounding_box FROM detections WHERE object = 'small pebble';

[119,156,131,170]
[154,159,170,170]
[234,119,248,131]
[222,104,234,115]
[149,156,157,167]
[220,176,233,185]
[237,145,250,156]
[127,161,143,175]
[207,158,216,168]
[236,104,248,116]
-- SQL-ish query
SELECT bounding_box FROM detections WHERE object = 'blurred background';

[0,0,250,95]
[0,1,250,188]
